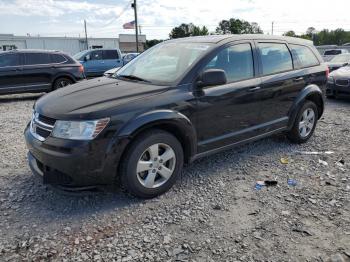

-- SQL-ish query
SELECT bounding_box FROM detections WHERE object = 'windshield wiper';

[118,74,151,83]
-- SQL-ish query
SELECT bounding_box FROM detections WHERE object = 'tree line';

[145,18,350,48]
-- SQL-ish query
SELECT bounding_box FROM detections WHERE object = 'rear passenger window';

[258,43,293,75]
[51,54,67,63]
[204,43,254,83]
[103,50,119,60]
[290,45,319,68]
[0,53,20,67]
[25,53,51,65]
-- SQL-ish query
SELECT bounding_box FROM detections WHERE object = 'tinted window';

[258,43,293,75]
[324,50,341,55]
[90,50,103,60]
[51,54,67,63]
[290,44,319,68]
[204,43,254,83]
[0,53,20,67]
[25,53,51,65]
[103,50,119,60]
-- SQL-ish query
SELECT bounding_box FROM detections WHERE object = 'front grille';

[36,127,51,138]
[336,79,349,86]
[38,115,56,126]
[30,113,56,141]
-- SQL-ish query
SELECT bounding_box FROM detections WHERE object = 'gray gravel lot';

[0,93,349,261]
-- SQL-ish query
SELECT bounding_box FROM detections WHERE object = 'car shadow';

[1,133,298,232]
[0,93,44,103]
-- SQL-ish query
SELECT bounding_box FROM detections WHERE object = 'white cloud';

[1,0,350,39]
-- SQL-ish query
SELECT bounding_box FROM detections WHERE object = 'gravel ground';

[0,93,349,262]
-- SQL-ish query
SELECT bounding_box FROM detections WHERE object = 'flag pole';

[132,0,139,53]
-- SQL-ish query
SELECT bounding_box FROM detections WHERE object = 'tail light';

[326,66,329,78]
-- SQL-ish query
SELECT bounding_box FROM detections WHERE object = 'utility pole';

[84,20,88,50]
[271,21,274,35]
[132,0,139,52]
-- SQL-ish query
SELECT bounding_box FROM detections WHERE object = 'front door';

[193,42,264,153]
[0,53,24,94]
[83,50,104,76]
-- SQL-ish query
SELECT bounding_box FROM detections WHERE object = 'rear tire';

[53,77,73,90]
[120,129,184,198]
[287,101,318,144]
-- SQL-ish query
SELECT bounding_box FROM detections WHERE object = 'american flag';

[123,21,135,29]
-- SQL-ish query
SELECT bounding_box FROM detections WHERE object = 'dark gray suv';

[0,50,85,95]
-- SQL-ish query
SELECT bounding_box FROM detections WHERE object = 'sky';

[1,0,350,40]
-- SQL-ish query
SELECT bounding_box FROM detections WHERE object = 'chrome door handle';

[294,77,304,82]
[249,86,261,92]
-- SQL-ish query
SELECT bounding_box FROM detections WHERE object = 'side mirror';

[197,69,227,88]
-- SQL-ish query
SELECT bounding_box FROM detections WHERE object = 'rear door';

[255,42,298,129]
[0,53,24,94]
[102,50,122,71]
[22,52,53,91]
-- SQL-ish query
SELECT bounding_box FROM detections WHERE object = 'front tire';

[120,129,184,198]
[287,101,318,144]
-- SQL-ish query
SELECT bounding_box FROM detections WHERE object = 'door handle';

[249,86,261,92]
[293,77,304,82]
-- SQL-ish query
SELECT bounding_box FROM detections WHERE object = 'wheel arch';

[117,110,197,164]
[51,74,76,90]
[288,84,324,129]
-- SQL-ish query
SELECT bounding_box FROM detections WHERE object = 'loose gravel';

[0,93,349,261]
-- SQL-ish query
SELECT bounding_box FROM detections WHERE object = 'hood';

[104,67,121,75]
[329,66,350,78]
[35,77,169,120]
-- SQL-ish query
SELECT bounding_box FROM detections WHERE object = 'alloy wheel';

[136,143,176,189]
[298,108,315,138]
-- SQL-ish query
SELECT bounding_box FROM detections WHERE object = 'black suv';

[0,50,85,95]
[24,35,327,198]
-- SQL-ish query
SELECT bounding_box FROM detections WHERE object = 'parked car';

[325,53,350,72]
[326,66,350,98]
[322,49,349,62]
[122,52,139,65]
[25,35,327,198]
[103,67,121,77]
[0,50,84,95]
[73,49,123,77]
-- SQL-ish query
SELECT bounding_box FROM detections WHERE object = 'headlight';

[52,118,110,140]
[327,76,335,84]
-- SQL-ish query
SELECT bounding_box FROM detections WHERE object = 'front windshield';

[73,50,88,61]
[331,54,350,62]
[116,42,212,84]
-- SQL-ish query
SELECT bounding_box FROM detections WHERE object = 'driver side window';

[204,43,254,83]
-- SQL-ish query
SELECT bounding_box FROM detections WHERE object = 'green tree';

[216,18,263,34]
[283,31,297,37]
[145,39,163,49]
[169,23,209,39]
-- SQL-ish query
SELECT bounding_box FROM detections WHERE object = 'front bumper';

[24,124,129,189]
[326,83,350,97]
